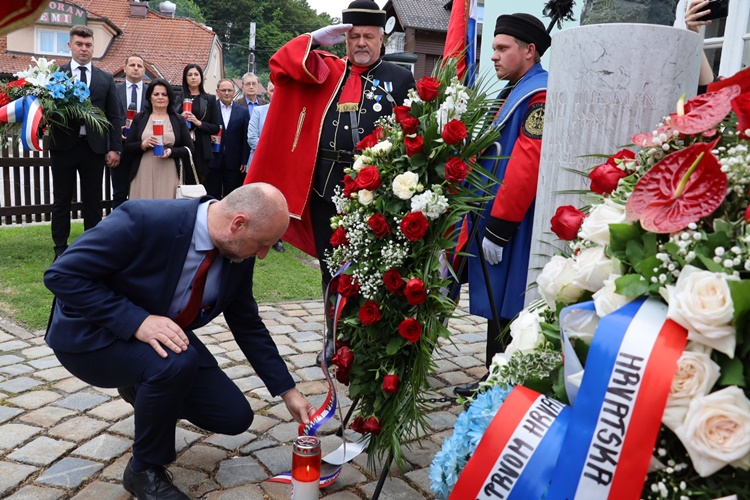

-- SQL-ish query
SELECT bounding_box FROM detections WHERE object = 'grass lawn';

[0,222,322,331]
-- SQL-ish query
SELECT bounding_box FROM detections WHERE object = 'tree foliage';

[152,0,206,23]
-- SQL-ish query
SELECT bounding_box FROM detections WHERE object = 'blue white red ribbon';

[0,96,43,151]
[546,297,688,500]
[449,386,570,500]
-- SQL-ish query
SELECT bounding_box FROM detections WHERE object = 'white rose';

[674,386,750,477]
[662,346,721,431]
[573,246,616,292]
[392,172,419,200]
[536,255,584,308]
[370,140,392,155]
[578,200,627,246]
[592,274,633,318]
[666,265,736,357]
[357,189,374,206]
[505,309,545,356]
[352,155,370,172]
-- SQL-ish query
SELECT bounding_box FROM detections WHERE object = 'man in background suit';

[49,24,123,259]
[206,79,251,199]
[234,72,267,119]
[45,183,315,500]
[112,54,145,209]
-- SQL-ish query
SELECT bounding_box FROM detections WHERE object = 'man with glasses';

[207,79,251,199]
[235,73,267,119]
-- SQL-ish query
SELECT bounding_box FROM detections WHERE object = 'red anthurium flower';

[445,157,468,183]
[550,205,585,241]
[330,227,348,247]
[382,374,399,394]
[398,317,422,342]
[338,274,360,298]
[732,92,750,139]
[383,268,404,294]
[626,139,727,233]
[368,213,391,238]
[356,165,381,191]
[416,76,440,101]
[442,119,467,145]
[404,135,424,156]
[589,163,627,195]
[356,126,384,150]
[401,211,429,241]
[708,65,750,94]
[350,416,366,433]
[404,278,426,305]
[358,300,382,325]
[393,105,412,123]
[363,416,382,435]
[332,346,354,371]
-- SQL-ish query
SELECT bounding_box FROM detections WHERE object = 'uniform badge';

[373,94,383,112]
[384,82,393,93]
[522,102,545,139]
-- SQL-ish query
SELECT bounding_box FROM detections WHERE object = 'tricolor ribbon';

[546,297,688,500]
[0,95,43,151]
[450,386,570,500]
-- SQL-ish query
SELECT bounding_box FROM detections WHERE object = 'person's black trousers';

[205,168,244,200]
[109,158,131,209]
[54,340,253,466]
[50,140,105,252]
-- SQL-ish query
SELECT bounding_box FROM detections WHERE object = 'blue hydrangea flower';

[46,83,66,99]
[73,82,90,102]
[50,71,68,83]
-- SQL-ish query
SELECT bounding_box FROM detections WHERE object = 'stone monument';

[525,24,703,302]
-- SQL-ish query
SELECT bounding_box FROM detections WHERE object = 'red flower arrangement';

[550,205,585,241]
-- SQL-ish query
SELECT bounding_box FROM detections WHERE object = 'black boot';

[123,458,189,500]
[453,373,489,399]
[316,312,336,366]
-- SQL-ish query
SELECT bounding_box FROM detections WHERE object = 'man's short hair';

[216,78,234,88]
[241,72,258,83]
[70,25,93,39]
[125,54,144,65]
[515,39,542,64]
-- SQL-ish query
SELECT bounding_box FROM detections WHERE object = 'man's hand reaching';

[281,388,317,425]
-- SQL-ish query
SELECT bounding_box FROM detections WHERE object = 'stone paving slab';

[0,298,488,498]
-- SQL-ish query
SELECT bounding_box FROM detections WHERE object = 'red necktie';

[337,64,368,112]
[173,248,219,328]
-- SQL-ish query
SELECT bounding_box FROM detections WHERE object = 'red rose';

[330,227,348,247]
[332,346,354,371]
[328,276,340,296]
[606,149,636,167]
[745,205,750,223]
[400,116,419,135]
[589,163,627,195]
[398,317,422,342]
[550,205,585,241]
[368,213,391,238]
[383,268,404,294]
[343,174,357,197]
[338,274,360,298]
[404,278,426,305]
[445,157,468,183]
[417,76,440,101]
[358,300,382,325]
[441,119,467,145]
[355,166,381,191]
[404,135,424,156]
[382,374,399,394]
[350,416,366,433]
[362,416,382,435]
[335,368,350,385]
[393,105,412,123]
[356,126,384,150]
[400,211,429,241]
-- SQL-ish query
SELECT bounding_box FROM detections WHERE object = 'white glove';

[482,238,504,265]
[311,24,352,46]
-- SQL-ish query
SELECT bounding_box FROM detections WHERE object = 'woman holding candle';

[125,79,194,200]
[175,64,219,183]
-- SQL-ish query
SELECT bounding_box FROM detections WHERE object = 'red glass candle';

[291,436,320,499]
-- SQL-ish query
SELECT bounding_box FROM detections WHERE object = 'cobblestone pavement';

[0,295,488,499]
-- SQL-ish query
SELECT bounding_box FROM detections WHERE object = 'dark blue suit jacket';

[209,101,250,170]
[44,197,294,396]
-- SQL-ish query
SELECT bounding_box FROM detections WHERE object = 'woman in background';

[176,64,219,183]
[125,79,194,199]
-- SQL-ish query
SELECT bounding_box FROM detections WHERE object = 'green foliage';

[156,0,205,23]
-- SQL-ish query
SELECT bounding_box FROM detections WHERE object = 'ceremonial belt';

[318,149,355,164]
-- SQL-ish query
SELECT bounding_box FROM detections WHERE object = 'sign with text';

[38,1,87,26]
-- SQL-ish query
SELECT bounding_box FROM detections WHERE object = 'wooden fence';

[0,134,113,225]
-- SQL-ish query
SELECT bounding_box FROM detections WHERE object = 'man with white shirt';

[49,24,122,259]
[112,54,146,209]
[206,79,250,199]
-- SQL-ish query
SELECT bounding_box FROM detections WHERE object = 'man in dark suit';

[234,72,267,119]
[206,79,250,199]
[112,54,146,209]
[49,24,123,259]
[45,183,315,500]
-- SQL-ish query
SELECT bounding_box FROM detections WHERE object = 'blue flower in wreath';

[73,81,90,102]
[46,82,66,100]
[50,71,68,83]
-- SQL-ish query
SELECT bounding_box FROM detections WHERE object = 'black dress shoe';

[118,386,136,407]
[53,246,67,261]
[453,373,489,399]
[123,458,189,500]
[272,240,286,253]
